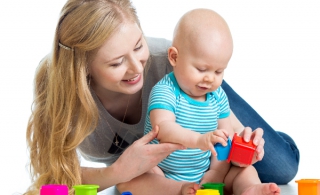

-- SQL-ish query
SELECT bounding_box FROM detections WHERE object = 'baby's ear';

[168,46,178,67]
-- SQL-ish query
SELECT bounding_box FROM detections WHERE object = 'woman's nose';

[127,57,143,74]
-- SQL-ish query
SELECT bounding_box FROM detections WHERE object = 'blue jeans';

[221,80,300,184]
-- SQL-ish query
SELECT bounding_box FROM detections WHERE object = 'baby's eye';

[197,68,206,72]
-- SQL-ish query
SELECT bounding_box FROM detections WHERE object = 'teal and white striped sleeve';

[214,86,230,119]
[147,82,176,115]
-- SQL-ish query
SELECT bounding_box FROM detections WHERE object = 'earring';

[86,65,91,86]
[87,74,91,86]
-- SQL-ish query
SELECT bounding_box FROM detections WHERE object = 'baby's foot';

[181,182,200,195]
[241,183,281,195]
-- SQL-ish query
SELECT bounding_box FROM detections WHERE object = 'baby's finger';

[255,139,265,160]
[252,128,264,146]
[221,129,230,138]
[210,144,217,156]
[216,128,229,137]
[211,134,227,146]
[256,147,265,161]
[213,130,228,141]
[242,127,253,142]
[238,163,249,168]
[256,138,265,153]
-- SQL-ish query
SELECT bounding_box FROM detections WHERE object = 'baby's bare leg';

[201,161,230,184]
[147,166,165,176]
[201,155,231,184]
[181,183,200,195]
[118,166,184,194]
[224,165,280,195]
[147,166,200,195]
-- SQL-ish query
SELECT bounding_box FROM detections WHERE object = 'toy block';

[196,189,220,195]
[40,185,68,195]
[296,179,320,195]
[73,185,99,195]
[227,133,257,165]
[214,138,231,161]
[121,192,133,195]
[202,183,225,195]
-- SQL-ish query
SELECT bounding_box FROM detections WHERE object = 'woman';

[26,0,299,194]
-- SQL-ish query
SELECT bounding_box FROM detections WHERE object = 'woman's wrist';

[81,165,124,191]
[104,162,127,185]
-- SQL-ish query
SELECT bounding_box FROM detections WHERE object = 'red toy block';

[227,133,257,165]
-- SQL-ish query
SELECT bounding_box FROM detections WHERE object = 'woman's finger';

[137,125,160,145]
[149,142,186,155]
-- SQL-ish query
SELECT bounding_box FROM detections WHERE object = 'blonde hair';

[25,0,140,194]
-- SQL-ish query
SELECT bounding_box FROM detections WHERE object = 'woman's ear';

[168,46,178,67]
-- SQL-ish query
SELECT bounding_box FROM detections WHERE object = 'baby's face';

[173,33,233,101]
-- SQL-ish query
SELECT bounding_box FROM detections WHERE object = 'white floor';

[1,1,320,195]
[97,182,298,195]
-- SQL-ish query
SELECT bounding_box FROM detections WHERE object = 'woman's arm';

[81,127,185,191]
[81,166,120,191]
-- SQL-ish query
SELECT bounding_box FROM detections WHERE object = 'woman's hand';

[238,127,265,165]
[111,125,185,183]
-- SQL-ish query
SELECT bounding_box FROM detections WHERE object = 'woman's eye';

[110,58,125,67]
[111,63,121,67]
[110,60,123,67]
[134,44,143,51]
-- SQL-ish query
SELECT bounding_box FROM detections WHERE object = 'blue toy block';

[121,192,132,195]
[214,138,231,161]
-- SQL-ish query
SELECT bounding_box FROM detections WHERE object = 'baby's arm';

[150,109,229,155]
[201,117,234,184]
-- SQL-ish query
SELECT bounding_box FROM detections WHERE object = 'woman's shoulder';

[144,36,173,76]
[145,36,172,56]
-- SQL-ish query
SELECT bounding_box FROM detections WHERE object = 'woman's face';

[89,22,149,95]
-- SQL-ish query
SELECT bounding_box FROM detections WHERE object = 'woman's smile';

[123,74,142,84]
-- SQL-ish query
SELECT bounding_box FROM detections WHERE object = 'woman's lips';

[123,74,141,84]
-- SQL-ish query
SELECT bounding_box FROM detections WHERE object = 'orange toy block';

[296,179,320,195]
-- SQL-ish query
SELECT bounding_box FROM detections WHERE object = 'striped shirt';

[144,72,230,183]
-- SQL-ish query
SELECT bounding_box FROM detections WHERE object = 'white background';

[1,1,320,194]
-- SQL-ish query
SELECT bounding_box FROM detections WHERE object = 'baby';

[144,8,281,195]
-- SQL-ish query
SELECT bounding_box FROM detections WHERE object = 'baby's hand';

[236,127,265,166]
[196,129,229,156]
